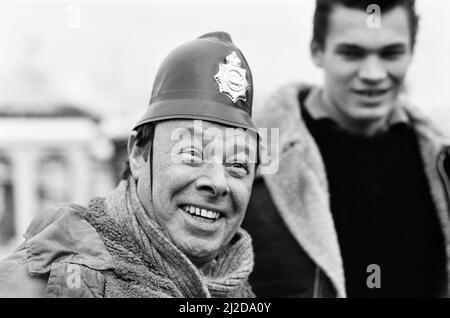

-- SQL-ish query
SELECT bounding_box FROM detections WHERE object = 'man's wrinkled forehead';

[157,119,257,150]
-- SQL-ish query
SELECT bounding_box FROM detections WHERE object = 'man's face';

[132,119,257,266]
[312,5,413,134]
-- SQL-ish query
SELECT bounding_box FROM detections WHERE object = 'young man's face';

[131,119,257,267]
[312,5,413,135]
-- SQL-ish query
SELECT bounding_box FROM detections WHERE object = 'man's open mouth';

[181,205,222,223]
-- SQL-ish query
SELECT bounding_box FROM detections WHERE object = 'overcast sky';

[1,0,449,133]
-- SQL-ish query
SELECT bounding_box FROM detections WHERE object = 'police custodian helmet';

[132,31,255,131]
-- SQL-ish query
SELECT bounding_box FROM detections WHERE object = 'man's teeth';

[182,205,221,220]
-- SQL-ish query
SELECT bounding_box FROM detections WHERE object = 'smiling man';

[243,0,450,297]
[0,32,258,297]
[130,119,256,270]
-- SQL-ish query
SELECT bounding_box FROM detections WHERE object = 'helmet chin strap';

[128,130,154,203]
[149,138,154,200]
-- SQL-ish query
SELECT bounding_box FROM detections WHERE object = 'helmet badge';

[214,51,249,103]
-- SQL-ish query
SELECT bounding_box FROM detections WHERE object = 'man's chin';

[175,238,221,266]
[185,250,219,267]
[347,102,393,122]
[337,104,394,135]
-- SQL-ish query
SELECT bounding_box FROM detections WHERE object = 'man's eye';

[381,50,404,60]
[226,162,249,175]
[338,51,364,59]
[180,148,202,163]
[187,149,201,157]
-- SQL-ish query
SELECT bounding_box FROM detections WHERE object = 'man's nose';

[195,163,230,198]
[358,55,387,84]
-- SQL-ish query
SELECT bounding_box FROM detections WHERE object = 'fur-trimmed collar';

[254,82,450,298]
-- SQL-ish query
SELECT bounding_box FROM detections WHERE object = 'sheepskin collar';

[255,83,450,298]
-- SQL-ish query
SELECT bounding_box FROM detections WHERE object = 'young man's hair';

[312,0,419,50]
[121,123,155,180]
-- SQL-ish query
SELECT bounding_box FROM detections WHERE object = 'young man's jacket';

[0,179,255,298]
[243,83,450,298]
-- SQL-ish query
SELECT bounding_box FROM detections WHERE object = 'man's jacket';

[243,83,450,298]
[0,205,114,297]
[0,197,254,298]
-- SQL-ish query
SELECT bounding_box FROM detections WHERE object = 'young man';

[0,32,258,297]
[243,0,450,297]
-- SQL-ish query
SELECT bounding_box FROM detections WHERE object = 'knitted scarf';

[84,178,254,298]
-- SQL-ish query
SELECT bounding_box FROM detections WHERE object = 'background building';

[0,0,449,258]
[0,106,116,257]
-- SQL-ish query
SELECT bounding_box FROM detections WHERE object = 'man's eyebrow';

[185,126,196,135]
[335,44,366,51]
[225,141,257,158]
[180,125,202,138]
[381,43,407,51]
[336,43,407,52]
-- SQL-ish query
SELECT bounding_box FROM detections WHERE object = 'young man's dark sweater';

[301,102,446,297]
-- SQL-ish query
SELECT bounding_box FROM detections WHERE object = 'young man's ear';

[310,40,324,68]
[128,135,147,180]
